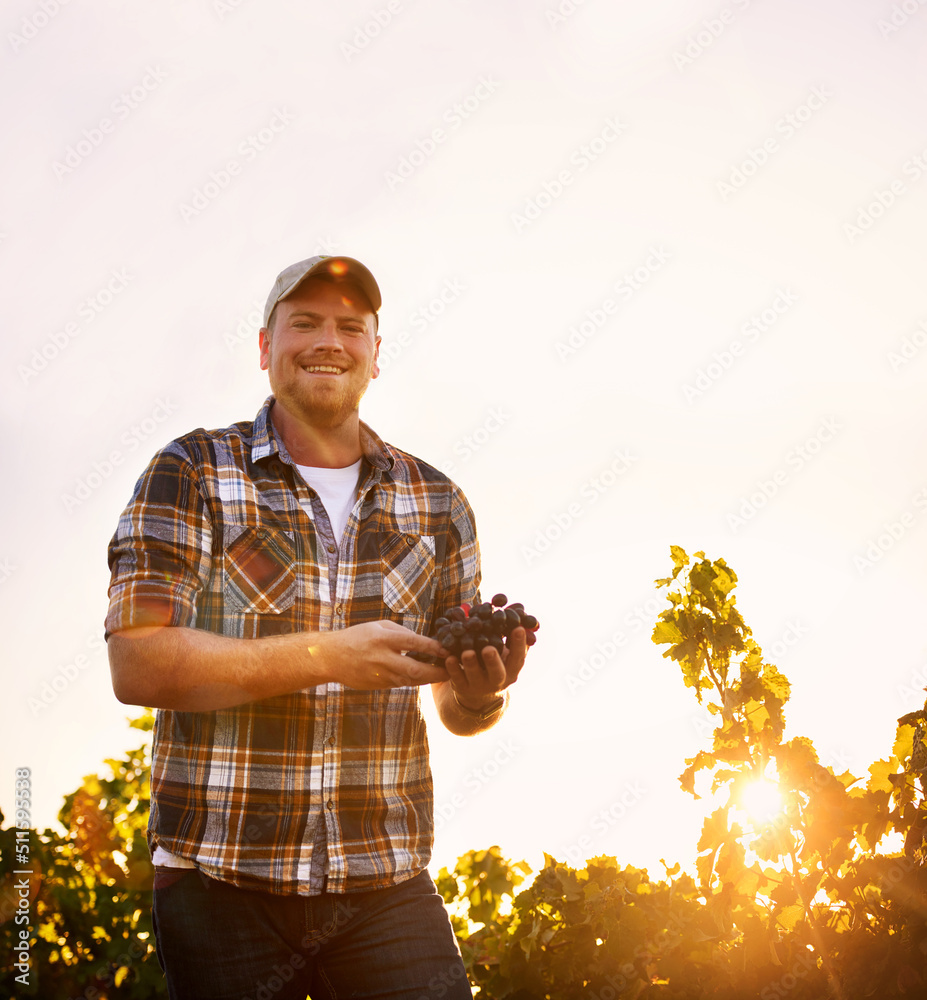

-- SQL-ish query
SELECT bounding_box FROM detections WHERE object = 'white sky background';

[3,0,927,881]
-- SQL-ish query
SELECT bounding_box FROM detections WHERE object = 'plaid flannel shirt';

[105,396,480,895]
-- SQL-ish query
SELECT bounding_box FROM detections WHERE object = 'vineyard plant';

[440,548,927,998]
[3,548,926,998]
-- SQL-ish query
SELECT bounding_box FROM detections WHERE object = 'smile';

[302,365,345,374]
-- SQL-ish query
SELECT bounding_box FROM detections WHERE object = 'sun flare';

[739,779,785,825]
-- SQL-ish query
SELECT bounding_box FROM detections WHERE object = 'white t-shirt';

[151,458,363,869]
[295,459,363,544]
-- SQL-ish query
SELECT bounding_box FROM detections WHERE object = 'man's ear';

[259,328,271,371]
[371,335,381,380]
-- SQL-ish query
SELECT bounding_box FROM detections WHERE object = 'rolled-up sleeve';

[105,442,213,637]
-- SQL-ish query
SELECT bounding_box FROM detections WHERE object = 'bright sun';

[739,779,785,825]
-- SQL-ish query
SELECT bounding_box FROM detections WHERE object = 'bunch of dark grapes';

[432,593,539,665]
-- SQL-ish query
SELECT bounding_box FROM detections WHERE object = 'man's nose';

[312,320,345,350]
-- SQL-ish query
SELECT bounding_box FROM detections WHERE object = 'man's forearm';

[108,626,335,711]
[108,620,449,712]
[432,679,507,736]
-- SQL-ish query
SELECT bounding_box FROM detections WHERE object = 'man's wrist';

[453,689,506,721]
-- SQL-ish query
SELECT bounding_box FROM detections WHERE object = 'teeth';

[303,365,343,374]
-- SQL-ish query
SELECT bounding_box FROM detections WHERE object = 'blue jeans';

[151,867,472,1000]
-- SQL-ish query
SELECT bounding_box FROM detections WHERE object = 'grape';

[426,593,540,666]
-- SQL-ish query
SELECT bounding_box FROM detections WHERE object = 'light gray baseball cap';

[263,255,382,327]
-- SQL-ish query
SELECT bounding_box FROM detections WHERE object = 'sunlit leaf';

[867,759,897,795]
[761,664,791,702]
[775,903,805,932]
[893,724,915,763]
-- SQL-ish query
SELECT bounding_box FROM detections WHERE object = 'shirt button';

[405,536,415,546]
[327,544,336,553]
[327,736,335,746]
[326,799,334,810]
[335,605,344,616]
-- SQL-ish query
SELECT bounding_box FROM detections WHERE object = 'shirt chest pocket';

[381,532,436,624]
[223,525,297,615]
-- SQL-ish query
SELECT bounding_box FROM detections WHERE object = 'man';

[105,255,529,999]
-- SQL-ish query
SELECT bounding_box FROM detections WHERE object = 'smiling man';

[105,255,528,999]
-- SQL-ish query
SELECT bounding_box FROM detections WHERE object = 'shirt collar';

[251,395,393,472]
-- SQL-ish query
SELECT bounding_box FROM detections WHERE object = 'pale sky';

[4,0,927,880]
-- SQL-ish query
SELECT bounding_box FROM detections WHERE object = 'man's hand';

[432,626,528,735]
[330,620,449,689]
[442,626,527,708]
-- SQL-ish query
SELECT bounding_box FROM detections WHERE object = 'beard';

[270,355,375,430]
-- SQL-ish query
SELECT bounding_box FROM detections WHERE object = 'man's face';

[259,277,381,430]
